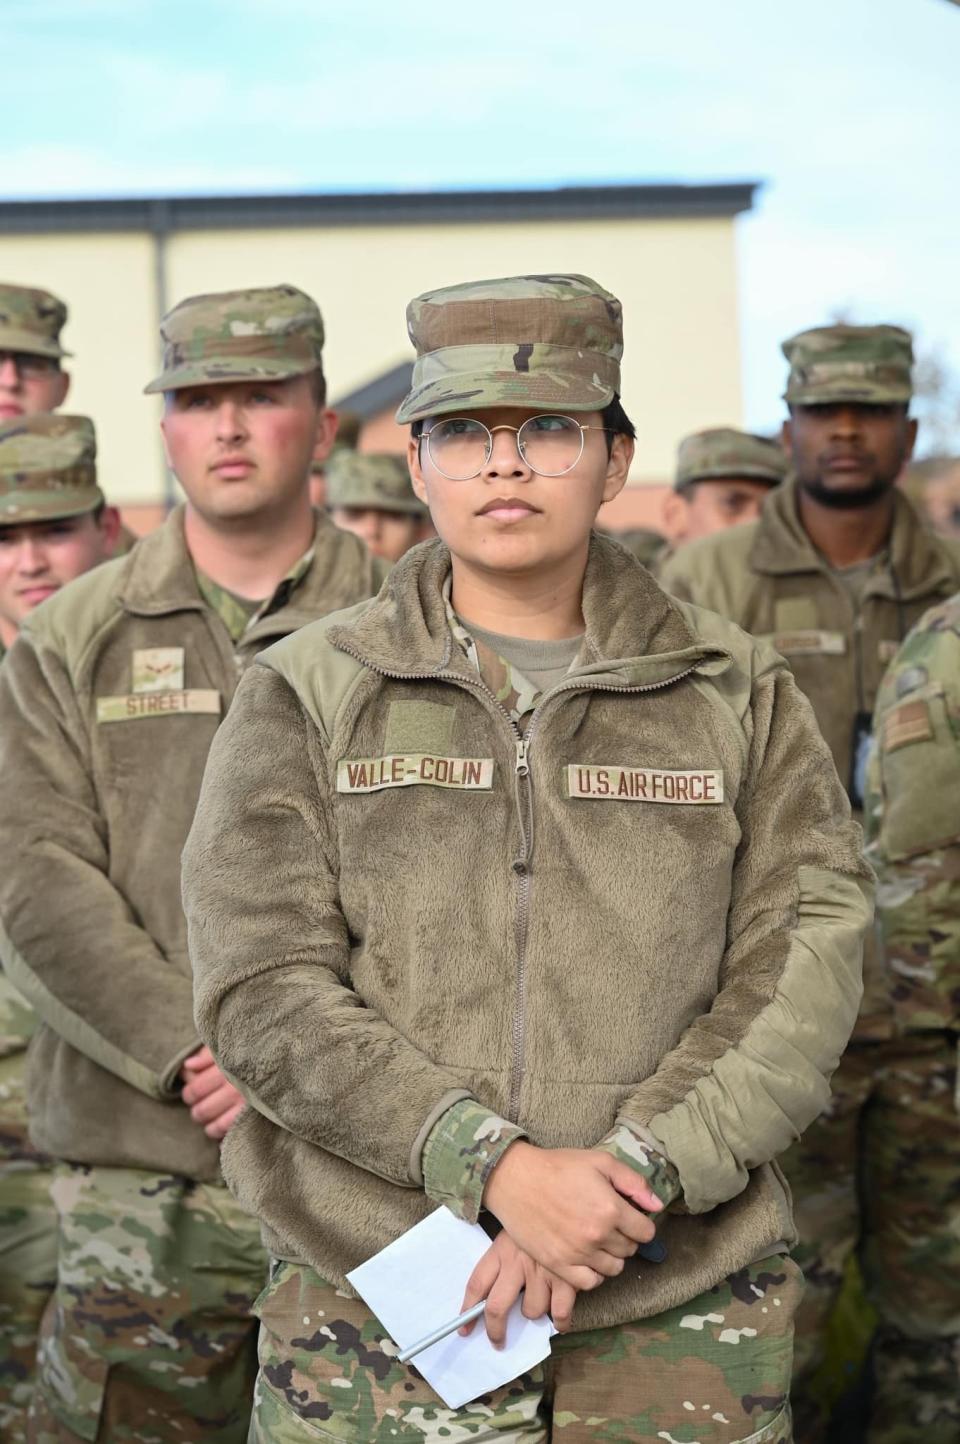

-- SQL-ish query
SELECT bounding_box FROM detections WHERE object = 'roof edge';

[0,182,760,235]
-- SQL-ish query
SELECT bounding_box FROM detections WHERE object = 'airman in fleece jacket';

[184,532,871,1329]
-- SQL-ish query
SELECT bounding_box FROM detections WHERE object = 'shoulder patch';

[883,699,934,753]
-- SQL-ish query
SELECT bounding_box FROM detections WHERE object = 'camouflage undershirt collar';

[443,575,545,728]
[196,541,316,645]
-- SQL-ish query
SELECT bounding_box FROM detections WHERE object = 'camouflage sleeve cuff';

[595,1122,682,1208]
[422,1099,527,1224]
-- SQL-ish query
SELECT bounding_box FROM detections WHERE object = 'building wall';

[0,212,743,514]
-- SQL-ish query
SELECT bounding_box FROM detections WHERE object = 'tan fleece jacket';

[183,536,872,1328]
[0,507,384,1182]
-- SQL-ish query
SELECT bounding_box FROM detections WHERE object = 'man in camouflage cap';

[0,283,386,1442]
[181,274,871,1442]
[858,599,960,1443]
[0,284,71,424]
[661,425,787,547]
[0,414,120,1443]
[662,323,960,1441]
[327,450,429,562]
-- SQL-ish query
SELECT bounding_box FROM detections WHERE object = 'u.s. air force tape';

[567,764,723,803]
[337,754,494,794]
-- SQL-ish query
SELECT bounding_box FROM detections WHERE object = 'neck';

[450,547,588,640]
[0,615,17,650]
[183,497,315,600]
[797,488,896,568]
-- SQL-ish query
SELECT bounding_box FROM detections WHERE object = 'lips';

[211,456,255,477]
[18,586,58,606]
[0,402,24,419]
[476,497,540,519]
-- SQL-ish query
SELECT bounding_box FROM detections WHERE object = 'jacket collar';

[119,504,348,629]
[750,477,958,601]
[329,532,731,688]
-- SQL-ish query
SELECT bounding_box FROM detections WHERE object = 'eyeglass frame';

[0,350,62,381]
[419,414,617,481]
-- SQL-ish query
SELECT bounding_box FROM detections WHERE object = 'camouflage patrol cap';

[0,414,103,526]
[783,324,914,406]
[326,452,427,517]
[396,274,623,424]
[144,283,325,394]
[675,427,787,491]
[0,283,70,359]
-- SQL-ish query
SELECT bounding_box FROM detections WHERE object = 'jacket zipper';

[334,644,703,1123]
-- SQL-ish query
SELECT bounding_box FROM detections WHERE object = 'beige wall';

[0,213,743,509]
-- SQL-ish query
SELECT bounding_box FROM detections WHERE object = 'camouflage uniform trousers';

[26,1161,268,1444]
[248,1253,803,1442]
[0,1039,58,1444]
[781,1032,960,1444]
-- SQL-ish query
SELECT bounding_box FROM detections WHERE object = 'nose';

[482,425,532,481]
[829,405,863,439]
[0,357,22,388]
[16,537,47,573]
[215,400,248,444]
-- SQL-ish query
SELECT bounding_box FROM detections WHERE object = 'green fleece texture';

[183,535,872,1328]
[0,506,383,1183]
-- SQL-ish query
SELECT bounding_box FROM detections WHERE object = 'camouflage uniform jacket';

[660,479,960,788]
[864,593,960,1032]
[182,535,872,1330]
[0,506,385,1183]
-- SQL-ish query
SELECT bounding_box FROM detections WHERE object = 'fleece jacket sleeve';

[0,636,198,1099]
[183,662,475,1190]
[615,661,874,1214]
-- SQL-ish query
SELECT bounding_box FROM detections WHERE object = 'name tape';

[97,690,221,724]
[567,764,724,804]
[337,754,494,794]
[765,630,847,657]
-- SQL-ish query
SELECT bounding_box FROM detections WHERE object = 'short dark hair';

[411,394,635,458]
[308,368,327,406]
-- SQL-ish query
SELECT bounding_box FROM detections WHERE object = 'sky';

[3,0,959,441]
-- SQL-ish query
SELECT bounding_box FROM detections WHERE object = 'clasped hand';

[461,1142,664,1346]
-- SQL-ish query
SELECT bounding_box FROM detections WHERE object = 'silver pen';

[397,1300,488,1363]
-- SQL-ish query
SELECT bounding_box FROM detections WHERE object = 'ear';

[158,410,174,470]
[311,408,340,466]
[600,432,633,506]
[53,370,71,407]
[781,417,793,455]
[98,505,123,553]
[661,491,689,543]
[904,415,919,463]
[408,432,429,506]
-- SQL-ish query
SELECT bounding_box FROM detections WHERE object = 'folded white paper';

[347,1207,555,1409]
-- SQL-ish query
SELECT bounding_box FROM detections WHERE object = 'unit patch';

[97,690,221,723]
[567,764,724,804]
[337,754,494,794]
[132,647,185,692]
[883,700,934,753]
[765,630,847,657]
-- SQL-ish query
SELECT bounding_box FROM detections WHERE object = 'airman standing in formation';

[0,283,385,1442]
[327,449,431,561]
[181,273,871,1443]
[661,323,960,1441]
[661,425,787,550]
[0,415,121,1444]
[861,599,960,1444]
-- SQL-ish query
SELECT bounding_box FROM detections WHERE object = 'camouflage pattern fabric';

[674,429,787,491]
[326,452,427,517]
[28,1162,267,1443]
[195,541,317,644]
[781,324,914,406]
[445,587,546,729]
[249,1255,800,1442]
[420,1098,526,1224]
[0,414,103,526]
[0,975,57,1442]
[0,284,70,359]
[143,283,325,394]
[397,274,623,424]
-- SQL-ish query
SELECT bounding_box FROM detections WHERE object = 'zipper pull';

[515,738,530,775]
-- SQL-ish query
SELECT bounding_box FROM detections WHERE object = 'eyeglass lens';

[0,351,57,379]
[426,415,585,480]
